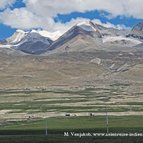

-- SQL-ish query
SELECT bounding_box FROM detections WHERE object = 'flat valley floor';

[0,51,143,142]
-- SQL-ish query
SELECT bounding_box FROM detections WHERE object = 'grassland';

[0,116,143,143]
[1,116,143,131]
[0,87,143,124]
[0,87,142,143]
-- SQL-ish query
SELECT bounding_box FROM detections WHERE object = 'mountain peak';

[76,21,99,32]
[16,29,26,33]
[76,20,92,26]
[128,22,143,40]
[132,22,143,31]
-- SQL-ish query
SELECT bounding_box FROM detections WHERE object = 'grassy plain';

[0,116,143,143]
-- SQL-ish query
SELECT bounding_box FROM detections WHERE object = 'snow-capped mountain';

[4,29,61,45]
[16,30,52,45]
[0,21,143,55]
[49,21,103,51]
[76,21,100,32]
[0,30,54,54]
[14,30,53,54]
[94,23,142,47]
[48,21,142,53]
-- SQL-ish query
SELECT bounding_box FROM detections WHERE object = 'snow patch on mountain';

[0,44,11,48]
[6,29,61,46]
[38,30,62,41]
[103,36,142,44]
[6,29,27,44]
[76,21,98,32]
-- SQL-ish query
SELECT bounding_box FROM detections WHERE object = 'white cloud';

[0,8,55,30]
[0,0,16,10]
[23,0,143,19]
[0,0,142,33]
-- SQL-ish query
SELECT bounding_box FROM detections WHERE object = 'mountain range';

[0,21,143,55]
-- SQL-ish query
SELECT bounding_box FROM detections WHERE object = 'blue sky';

[55,11,143,27]
[0,0,143,40]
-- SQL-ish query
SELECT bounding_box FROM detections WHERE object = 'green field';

[1,116,143,131]
[0,87,143,143]
[0,116,143,143]
[0,87,143,116]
